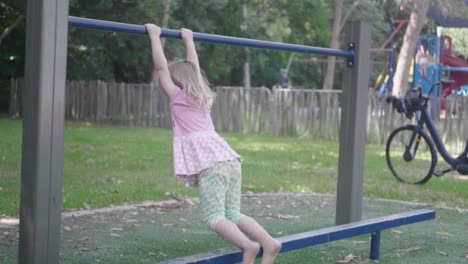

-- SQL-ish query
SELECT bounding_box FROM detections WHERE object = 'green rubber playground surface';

[1,193,467,263]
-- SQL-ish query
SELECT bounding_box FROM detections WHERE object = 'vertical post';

[149,83,155,127]
[370,231,381,260]
[18,0,69,263]
[336,21,371,224]
[241,1,251,88]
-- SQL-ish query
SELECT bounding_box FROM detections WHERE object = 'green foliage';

[278,0,332,87]
[1,0,398,92]
[67,0,164,82]
[0,2,25,111]
[434,0,468,18]
[169,0,334,88]
[443,28,468,60]
[64,0,335,87]
[0,3,24,77]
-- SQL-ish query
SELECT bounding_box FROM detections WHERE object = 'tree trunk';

[322,0,344,90]
[160,0,171,48]
[152,0,171,82]
[2,0,26,12]
[392,0,429,96]
[242,2,250,88]
[243,49,251,88]
[0,14,24,45]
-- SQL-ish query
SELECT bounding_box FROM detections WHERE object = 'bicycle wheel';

[386,125,437,184]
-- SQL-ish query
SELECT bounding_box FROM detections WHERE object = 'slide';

[442,54,468,95]
[441,35,468,95]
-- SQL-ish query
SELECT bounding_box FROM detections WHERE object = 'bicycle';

[385,80,468,184]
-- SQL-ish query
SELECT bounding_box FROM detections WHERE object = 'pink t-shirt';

[170,89,215,136]
[170,89,241,186]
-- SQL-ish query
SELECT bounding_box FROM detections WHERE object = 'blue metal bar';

[370,231,381,260]
[441,67,468,72]
[161,209,435,263]
[68,16,354,59]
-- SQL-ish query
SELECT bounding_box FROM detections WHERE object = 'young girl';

[145,24,282,264]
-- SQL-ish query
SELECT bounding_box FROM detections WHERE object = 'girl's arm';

[146,24,178,97]
[180,28,200,70]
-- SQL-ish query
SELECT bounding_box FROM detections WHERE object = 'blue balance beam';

[160,209,435,264]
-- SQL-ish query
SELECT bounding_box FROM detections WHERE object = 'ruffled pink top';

[170,89,241,186]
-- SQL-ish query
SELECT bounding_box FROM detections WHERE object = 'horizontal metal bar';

[160,209,435,264]
[68,16,354,59]
[274,88,343,93]
[441,67,468,72]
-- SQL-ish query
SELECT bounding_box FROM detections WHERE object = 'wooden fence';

[9,79,468,152]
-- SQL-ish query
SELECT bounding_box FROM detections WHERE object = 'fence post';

[270,89,278,135]
[8,78,16,117]
[148,83,154,127]
[336,21,371,224]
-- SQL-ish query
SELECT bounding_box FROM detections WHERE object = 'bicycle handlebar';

[427,79,454,96]
[385,79,455,119]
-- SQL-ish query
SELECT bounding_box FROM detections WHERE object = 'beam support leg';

[370,231,381,260]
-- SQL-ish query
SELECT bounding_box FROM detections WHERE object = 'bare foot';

[260,239,282,264]
[242,242,260,264]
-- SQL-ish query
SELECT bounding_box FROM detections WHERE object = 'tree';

[0,0,334,88]
[0,0,25,112]
[67,0,171,82]
[175,0,315,87]
[0,14,23,45]
[241,0,250,88]
[150,0,172,82]
[444,28,468,60]
[392,0,429,96]
[391,0,468,96]
[435,1,468,60]
[322,0,361,90]
[0,0,25,44]
[160,0,171,48]
[244,0,332,88]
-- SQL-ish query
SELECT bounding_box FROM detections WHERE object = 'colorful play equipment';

[374,20,408,98]
[415,1,468,98]
[375,8,468,100]
[376,33,468,99]
[413,34,468,99]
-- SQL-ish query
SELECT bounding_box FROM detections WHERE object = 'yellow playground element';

[373,70,389,91]
[373,58,415,92]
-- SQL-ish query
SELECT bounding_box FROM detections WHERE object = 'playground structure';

[375,12,468,100]
[18,1,436,263]
[373,20,408,97]
[414,34,468,99]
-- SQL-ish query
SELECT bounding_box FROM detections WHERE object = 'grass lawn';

[1,117,467,217]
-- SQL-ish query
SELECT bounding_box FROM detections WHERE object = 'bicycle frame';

[410,107,467,168]
[387,81,468,179]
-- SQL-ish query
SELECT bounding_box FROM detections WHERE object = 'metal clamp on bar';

[347,42,356,67]
[68,16,355,60]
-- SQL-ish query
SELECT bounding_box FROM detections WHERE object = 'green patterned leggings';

[198,160,244,231]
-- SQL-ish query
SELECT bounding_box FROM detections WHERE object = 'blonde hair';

[168,59,215,109]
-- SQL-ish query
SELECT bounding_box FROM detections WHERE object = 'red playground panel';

[441,36,468,96]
